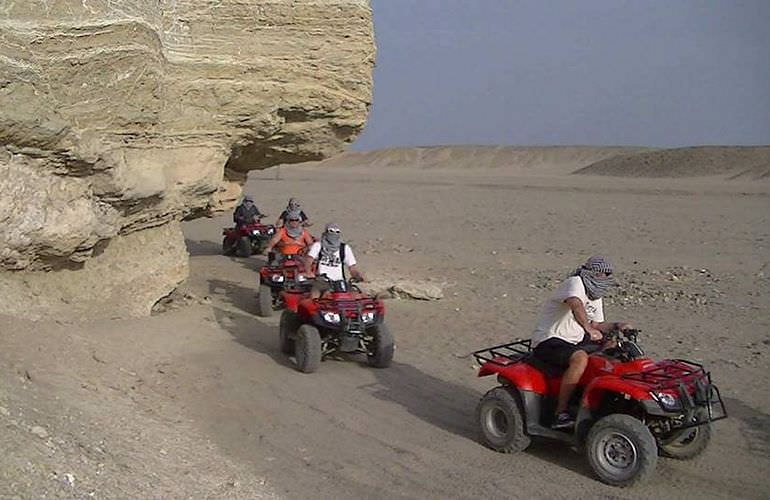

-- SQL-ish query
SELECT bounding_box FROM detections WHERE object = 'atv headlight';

[322,311,341,324]
[361,311,376,323]
[267,227,275,235]
[251,229,260,235]
[652,391,680,411]
[271,275,285,283]
[296,274,307,283]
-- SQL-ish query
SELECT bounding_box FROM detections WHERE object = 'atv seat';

[524,353,566,378]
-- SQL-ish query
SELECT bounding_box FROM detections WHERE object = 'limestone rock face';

[0,0,374,320]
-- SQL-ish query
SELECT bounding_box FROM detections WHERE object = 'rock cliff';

[0,0,374,320]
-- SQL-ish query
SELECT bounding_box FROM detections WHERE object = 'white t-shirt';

[531,276,604,347]
[307,242,357,281]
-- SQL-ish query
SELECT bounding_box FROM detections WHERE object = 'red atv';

[278,279,394,373]
[473,329,727,487]
[256,255,312,317]
[222,216,276,257]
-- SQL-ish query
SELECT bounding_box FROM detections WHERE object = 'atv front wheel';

[236,236,252,257]
[366,323,394,368]
[279,310,300,355]
[658,410,711,460]
[222,237,235,256]
[586,414,658,487]
[295,324,322,373]
[476,386,531,453]
[256,284,273,317]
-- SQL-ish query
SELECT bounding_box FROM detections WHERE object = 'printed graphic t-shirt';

[307,242,356,281]
[531,276,604,347]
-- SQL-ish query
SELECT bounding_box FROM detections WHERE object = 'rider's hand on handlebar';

[586,326,603,342]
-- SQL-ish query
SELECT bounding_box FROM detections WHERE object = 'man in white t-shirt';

[305,223,364,298]
[531,256,631,430]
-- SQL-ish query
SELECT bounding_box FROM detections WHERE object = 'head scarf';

[320,223,342,258]
[287,198,300,211]
[285,210,303,238]
[574,255,615,300]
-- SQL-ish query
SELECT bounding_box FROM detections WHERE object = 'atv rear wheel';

[222,237,235,256]
[236,236,252,257]
[658,410,711,460]
[279,310,300,355]
[366,323,394,368]
[476,386,531,453]
[295,324,322,373]
[586,414,658,487]
[256,284,273,317]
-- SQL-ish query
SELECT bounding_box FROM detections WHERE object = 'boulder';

[0,0,374,320]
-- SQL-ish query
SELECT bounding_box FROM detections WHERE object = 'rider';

[531,255,632,430]
[263,210,314,264]
[233,195,264,228]
[305,223,364,299]
[276,198,311,227]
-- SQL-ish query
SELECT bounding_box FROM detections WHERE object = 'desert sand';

[1,146,769,498]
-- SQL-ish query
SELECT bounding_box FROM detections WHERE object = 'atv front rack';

[625,359,728,423]
[472,339,532,366]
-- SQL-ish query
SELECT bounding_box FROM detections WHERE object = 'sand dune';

[576,146,770,179]
[312,145,770,180]
[312,145,651,175]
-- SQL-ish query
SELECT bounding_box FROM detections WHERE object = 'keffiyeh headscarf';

[285,210,303,238]
[574,255,615,300]
[287,198,301,211]
[320,223,341,258]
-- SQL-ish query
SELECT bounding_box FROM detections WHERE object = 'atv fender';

[282,292,304,313]
[581,376,653,411]
[478,362,548,395]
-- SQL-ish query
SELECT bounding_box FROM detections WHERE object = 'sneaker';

[551,412,575,430]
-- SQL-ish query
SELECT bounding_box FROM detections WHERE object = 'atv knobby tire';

[256,284,273,317]
[658,409,711,460]
[222,237,235,256]
[279,310,300,355]
[366,323,394,368]
[586,414,658,487]
[295,324,322,373]
[476,386,531,453]
[236,236,252,257]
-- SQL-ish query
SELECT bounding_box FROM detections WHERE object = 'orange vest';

[277,227,308,255]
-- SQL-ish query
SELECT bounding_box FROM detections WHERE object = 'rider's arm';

[348,265,364,281]
[564,296,603,341]
[592,321,633,334]
[303,232,315,247]
[264,232,281,253]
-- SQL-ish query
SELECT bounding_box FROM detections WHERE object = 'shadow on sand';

[203,274,595,478]
[365,360,592,477]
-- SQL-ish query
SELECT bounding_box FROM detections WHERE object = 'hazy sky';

[352,0,770,150]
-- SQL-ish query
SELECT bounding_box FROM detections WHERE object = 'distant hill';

[575,146,770,179]
[309,145,651,175]
[304,145,770,179]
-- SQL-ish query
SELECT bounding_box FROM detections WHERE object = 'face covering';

[320,231,341,257]
[285,210,303,238]
[573,255,615,300]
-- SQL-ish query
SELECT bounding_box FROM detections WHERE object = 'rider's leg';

[555,350,588,414]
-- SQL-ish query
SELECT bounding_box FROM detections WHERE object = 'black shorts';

[533,336,594,367]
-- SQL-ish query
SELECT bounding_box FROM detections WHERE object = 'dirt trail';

[2,165,769,499]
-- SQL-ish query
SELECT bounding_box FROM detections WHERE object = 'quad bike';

[278,278,394,373]
[222,216,276,257]
[256,254,312,317]
[473,329,727,487]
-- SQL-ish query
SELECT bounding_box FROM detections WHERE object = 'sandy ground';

[2,158,769,499]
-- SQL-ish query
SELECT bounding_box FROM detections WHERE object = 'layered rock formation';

[0,0,374,320]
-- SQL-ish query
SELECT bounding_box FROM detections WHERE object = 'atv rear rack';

[473,339,532,366]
